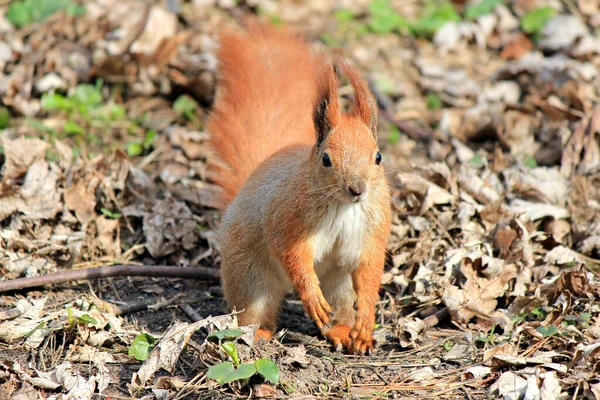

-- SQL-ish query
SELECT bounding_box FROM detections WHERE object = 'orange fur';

[207,22,317,207]
[209,23,392,354]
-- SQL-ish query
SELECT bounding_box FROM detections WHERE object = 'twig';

[0,265,220,293]
[114,302,149,316]
[367,78,434,143]
[180,304,203,322]
[423,307,450,329]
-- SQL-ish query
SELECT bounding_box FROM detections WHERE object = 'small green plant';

[425,93,442,109]
[409,1,460,38]
[375,76,394,95]
[530,308,548,321]
[5,0,85,27]
[173,95,199,121]
[524,155,537,168]
[520,7,556,36]
[207,329,244,342]
[0,107,10,129]
[368,0,408,34]
[464,0,503,20]
[536,325,558,337]
[469,154,485,167]
[388,125,401,145]
[564,313,591,327]
[77,314,97,325]
[128,333,157,361]
[475,326,503,346]
[206,329,280,386]
[334,9,356,24]
[442,340,454,351]
[127,130,156,157]
[100,208,122,220]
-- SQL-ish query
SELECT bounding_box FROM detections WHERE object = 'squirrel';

[207,22,392,355]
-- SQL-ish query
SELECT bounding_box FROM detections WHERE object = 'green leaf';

[6,0,86,27]
[42,93,74,111]
[464,0,502,20]
[72,84,103,107]
[127,142,143,157]
[320,32,340,47]
[521,7,556,35]
[67,306,76,329]
[388,125,400,145]
[530,308,547,320]
[109,104,126,119]
[409,1,461,38]
[100,208,122,219]
[0,107,10,129]
[221,342,240,366]
[206,362,257,386]
[335,9,356,24]
[524,155,537,168]
[143,130,156,150]
[66,3,86,16]
[368,0,408,34]
[5,1,32,27]
[580,312,591,324]
[469,154,484,167]
[128,333,157,361]
[173,95,198,119]
[208,329,244,341]
[375,76,394,95]
[442,340,454,351]
[425,92,442,109]
[77,314,97,325]
[64,120,85,136]
[536,325,558,337]
[255,358,279,384]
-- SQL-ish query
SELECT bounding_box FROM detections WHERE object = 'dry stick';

[422,306,450,329]
[367,78,434,143]
[0,265,221,293]
[179,304,203,322]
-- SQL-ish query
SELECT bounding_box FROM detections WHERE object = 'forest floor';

[1,0,600,399]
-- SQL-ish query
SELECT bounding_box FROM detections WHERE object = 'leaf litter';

[1,0,600,398]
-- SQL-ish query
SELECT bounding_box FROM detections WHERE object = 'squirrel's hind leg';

[222,262,285,342]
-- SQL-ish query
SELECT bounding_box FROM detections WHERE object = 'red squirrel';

[207,22,392,354]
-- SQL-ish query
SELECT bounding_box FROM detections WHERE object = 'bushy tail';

[207,22,318,208]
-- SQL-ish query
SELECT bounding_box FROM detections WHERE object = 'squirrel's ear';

[338,59,378,138]
[313,61,340,147]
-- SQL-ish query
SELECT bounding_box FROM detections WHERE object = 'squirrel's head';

[312,57,384,204]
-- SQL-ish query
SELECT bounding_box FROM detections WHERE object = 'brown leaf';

[500,33,533,60]
[442,257,517,326]
[562,105,600,176]
[0,137,48,180]
[494,227,518,259]
[541,265,592,302]
[63,180,98,223]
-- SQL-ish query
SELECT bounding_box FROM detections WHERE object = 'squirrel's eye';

[375,152,382,165]
[322,153,332,168]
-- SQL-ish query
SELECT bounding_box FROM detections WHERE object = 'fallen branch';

[367,78,434,143]
[179,304,203,322]
[0,265,220,293]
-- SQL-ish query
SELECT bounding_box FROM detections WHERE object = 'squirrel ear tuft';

[313,58,340,147]
[337,58,378,138]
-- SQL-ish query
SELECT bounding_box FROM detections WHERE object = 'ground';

[1,0,600,399]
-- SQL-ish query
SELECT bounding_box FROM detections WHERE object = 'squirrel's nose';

[348,180,367,197]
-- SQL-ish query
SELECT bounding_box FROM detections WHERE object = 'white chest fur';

[311,202,366,272]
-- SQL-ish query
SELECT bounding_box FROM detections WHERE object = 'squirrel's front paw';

[300,291,332,329]
[349,317,375,355]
